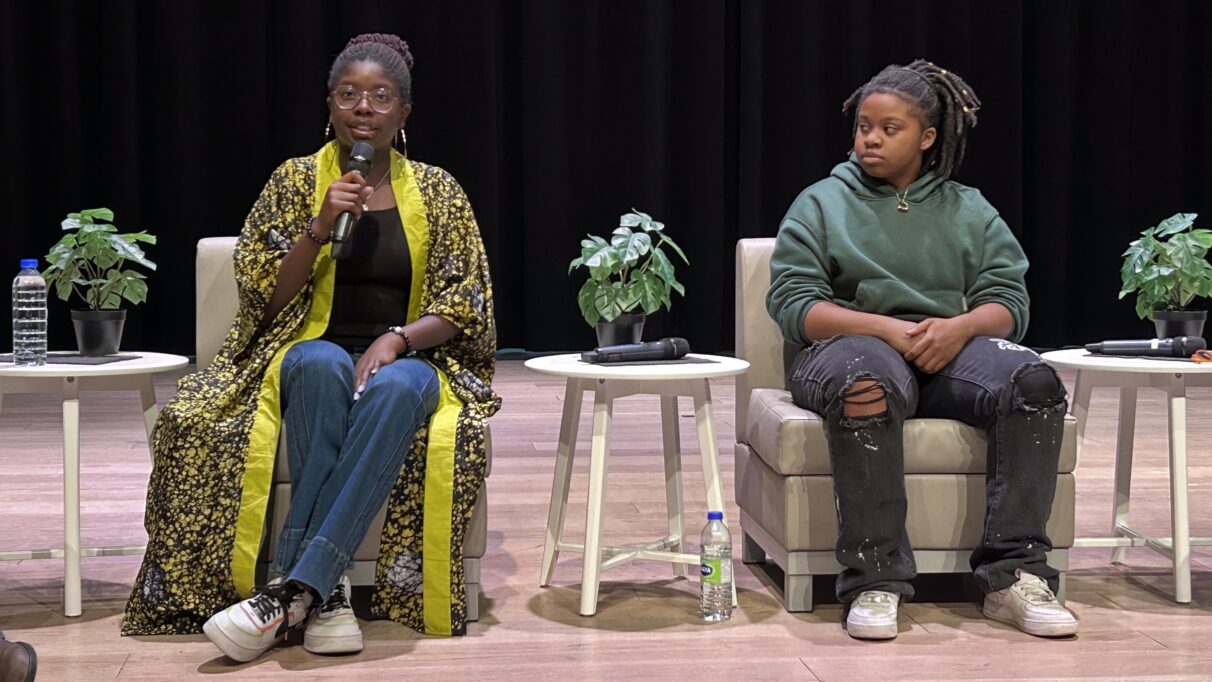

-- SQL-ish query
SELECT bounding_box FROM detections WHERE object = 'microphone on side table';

[581,337,691,363]
[1084,336,1206,357]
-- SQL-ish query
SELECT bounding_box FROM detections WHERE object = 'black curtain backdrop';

[2,1,1210,356]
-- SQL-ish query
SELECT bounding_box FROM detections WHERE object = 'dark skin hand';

[352,315,459,400]
[803,301,1013,373]
[260,171,372,326]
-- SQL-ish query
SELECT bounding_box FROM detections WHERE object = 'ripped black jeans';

[787,334,1067,604]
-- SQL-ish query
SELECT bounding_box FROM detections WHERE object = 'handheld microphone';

[1084,336,1206,357]
[331,141,374,260]
[581,337,691,363]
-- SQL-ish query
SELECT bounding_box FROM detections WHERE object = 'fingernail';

[353,391,361,401]
[357,383,365,393]
[370,368,378,375]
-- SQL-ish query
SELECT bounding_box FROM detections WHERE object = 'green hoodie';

[766,155,1030,345]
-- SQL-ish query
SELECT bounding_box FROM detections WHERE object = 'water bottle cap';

[707,511,724,521]
[20,259,37,269]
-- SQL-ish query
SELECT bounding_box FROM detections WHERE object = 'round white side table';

[1042,348,1212,603]
[524,353,749,616]
[0,352,189,616]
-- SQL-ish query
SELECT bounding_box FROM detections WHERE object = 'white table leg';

[541,378,583,586]
[137,375,160,446]
[1167,379,1191,603]
[1111,386,1138,564]
[1069,370,1092,465]
[691,379,736,607]
[661,395,686,578]
[579,385,613,616]
[62,377,82,617]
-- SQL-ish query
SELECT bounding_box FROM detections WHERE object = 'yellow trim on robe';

[421,367,461,635]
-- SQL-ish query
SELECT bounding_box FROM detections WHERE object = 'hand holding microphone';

[317,142,374,259]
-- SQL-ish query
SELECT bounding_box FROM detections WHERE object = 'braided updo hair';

[327,33,415,104]
[842,59,981,180]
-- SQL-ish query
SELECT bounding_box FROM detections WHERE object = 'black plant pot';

[71,309,127,356]
[1153,309,1206,339]
[595,312,646,347]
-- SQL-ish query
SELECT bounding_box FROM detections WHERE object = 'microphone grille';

[350,142,374,161]
[670,337,690,356]
[347,142,374,176]
[1179,336,1207,356]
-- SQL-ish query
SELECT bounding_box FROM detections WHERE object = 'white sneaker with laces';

[983,569,1078,637]
[203,582,314,662]
[846,590,900,640]
[304,575,363,654]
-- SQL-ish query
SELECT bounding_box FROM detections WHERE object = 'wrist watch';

[388,325,414,355]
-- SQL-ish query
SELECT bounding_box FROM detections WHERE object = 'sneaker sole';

[846,619,898,640]
[304,631,364,654]
[203,611,280,663]
[984,602,1078,637]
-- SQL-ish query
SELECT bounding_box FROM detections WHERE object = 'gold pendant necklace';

[362,171,391,211]
[895,189,910,213]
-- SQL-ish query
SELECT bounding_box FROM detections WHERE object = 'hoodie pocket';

[854,279,967,318]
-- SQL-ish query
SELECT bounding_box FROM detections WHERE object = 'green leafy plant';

[568,209,689,326]
[43,208,157,310]
[1119,212,1212,319]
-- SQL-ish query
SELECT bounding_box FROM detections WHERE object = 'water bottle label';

[700,557,732,585]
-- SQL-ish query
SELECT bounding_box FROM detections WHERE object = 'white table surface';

[524,353,750,381]
[0,350,189,617]
[1041,348,1212,375]
[0,351,189,377]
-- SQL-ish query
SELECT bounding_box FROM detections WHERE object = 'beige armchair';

[196,237,489,620]
[733,238,1075,611]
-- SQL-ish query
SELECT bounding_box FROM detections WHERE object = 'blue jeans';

[272,339,439,598]
[787,335,1068,604]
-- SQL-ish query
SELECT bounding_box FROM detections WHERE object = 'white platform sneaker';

[983,570,1078,637]
[304,575,363,654]
[846,590,900,640]
[203,582,314,662]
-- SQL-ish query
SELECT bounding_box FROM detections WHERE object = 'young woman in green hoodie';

[766,60,1078,641]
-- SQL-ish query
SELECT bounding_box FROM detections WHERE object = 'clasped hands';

[888,316,974,374]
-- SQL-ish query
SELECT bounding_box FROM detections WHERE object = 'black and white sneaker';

[203,582,314,662]
[304,575,363,654]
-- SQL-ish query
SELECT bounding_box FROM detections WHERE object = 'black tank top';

[322,208,412,351]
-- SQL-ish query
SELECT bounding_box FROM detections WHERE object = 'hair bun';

[344,32,414,71]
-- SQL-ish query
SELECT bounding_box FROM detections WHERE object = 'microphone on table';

[581,337,691,363]
[331,141,374,260]
[1084,336,1206,357]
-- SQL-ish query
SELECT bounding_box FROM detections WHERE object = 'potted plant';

[43,208,157,356]
[569,209,688,347]
[1119,212,1212,339]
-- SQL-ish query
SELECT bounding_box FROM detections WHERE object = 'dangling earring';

[324,121,332,141]
[398,128,408,157]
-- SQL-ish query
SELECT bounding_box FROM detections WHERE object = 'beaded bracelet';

[388,325,414,355]
[305,217,331,245]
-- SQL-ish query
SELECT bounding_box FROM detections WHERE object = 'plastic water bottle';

[699,510,733,621]
[12,258,47,366]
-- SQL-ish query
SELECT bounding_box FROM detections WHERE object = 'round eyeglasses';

[330,86,399,114]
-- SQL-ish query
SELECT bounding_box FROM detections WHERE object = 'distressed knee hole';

[1011,363,1066,412]
[842,378,887,418]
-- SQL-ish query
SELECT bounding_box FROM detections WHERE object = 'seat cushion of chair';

[744,388,1077,476]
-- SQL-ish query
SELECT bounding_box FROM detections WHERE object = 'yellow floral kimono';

[123,142,499,637]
